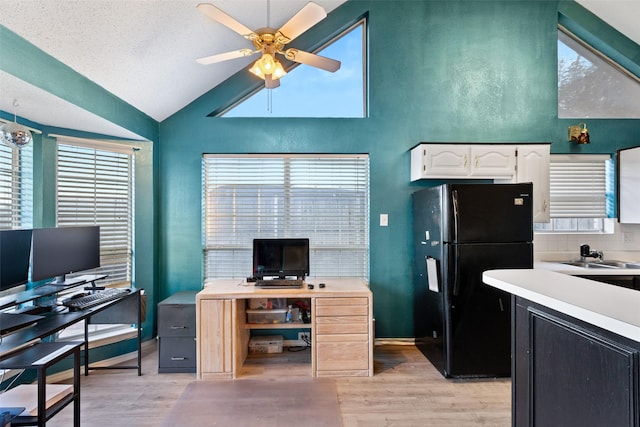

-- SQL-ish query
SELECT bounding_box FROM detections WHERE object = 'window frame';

[220,18,368,118]
[0,142,33,230]
[54,136,136,343]
[55,138,135,287]
[202,154,370,280]
[558,25,640,119]
[534,154,614,234]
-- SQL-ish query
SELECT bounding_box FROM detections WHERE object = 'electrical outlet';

[298,332,310,342]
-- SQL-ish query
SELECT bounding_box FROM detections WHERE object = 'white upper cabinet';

[411,144,516,181]
[618,146,640,224]
[412,144,470,178]
[410,143,550,223]
[514,145,550,223]
[469,145,517,177]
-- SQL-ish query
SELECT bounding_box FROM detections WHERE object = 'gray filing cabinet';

[157,291,197,373]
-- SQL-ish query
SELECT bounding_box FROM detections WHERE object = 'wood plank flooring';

[45,343,510,426]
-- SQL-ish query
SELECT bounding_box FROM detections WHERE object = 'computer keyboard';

[62,288,131,311]
[255,279,303,288]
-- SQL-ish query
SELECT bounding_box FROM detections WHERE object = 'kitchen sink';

[561,261,616,268]
[560,260,640,269]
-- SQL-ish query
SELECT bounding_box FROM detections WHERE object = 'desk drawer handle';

[171,357,187,361]
[171,325,188,329]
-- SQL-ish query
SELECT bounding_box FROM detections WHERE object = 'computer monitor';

[252,238,310,279]
[0,229,33,292]
[31,226,100,284]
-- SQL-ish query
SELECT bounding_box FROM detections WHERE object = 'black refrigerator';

[412,183,533,378]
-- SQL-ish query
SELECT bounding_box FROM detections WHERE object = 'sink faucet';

[580,244,604,261]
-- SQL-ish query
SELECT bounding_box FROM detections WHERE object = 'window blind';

[56,141,134,285]
[203,154,370,279]
[549,154,611,218]
[0,143,33,229]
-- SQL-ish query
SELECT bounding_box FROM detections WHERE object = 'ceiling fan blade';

[283,49,341,72]
[196,49,256,65]
[197,3,256,38]
[277,2,327,42]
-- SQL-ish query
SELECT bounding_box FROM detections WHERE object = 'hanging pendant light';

[1,100,33,149]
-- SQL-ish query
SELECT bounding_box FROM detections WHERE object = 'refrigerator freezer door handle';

[452,247,460,296]
[452,189,459,241]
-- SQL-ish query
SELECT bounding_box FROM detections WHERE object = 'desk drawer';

[316,339,369,371]
[315,316,369,334]
[158,337,196,373]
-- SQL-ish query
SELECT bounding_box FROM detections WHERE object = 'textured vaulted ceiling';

[0,0,638,140]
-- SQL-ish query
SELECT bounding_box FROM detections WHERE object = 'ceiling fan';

[196,1,341,89]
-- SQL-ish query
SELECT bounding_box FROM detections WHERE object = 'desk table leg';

[37,369,45,427]
[73,346,81,427]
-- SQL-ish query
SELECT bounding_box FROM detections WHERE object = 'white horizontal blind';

[203,155,369,279]
[549,155,610,218]
[0,143,33,229]
[57,142,133,284]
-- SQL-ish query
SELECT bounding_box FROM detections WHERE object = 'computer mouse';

[319,283,325,288]
[307,284,314,289]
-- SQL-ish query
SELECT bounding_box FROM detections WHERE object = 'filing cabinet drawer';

[158,337,196,373]
[158,304,196,337]
[158,291,197,337]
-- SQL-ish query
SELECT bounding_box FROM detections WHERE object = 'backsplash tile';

[534,222,640,261]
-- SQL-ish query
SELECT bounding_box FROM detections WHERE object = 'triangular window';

[223,20,366,118]
[558,27,640,118]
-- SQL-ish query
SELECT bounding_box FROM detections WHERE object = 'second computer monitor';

[31,226,100,284]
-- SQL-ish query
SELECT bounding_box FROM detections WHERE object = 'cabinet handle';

[543,199,548,212]
[464,155,468,167]
[171,325,187,329]
[474,155,479,167]
[171,357,186,361]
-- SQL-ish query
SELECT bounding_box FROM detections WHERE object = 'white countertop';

[483,269,640,342]
[535,261,640,275]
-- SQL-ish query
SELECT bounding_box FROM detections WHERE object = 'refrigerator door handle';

[452,189,459,242]
[452,246,460,296]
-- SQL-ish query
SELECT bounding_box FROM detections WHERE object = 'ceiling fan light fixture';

[249,54,286,81]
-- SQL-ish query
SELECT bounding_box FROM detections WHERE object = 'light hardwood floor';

[46,342,510,426]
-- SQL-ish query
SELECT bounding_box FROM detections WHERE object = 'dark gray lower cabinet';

[158,291,197,373]
[513,296,640,427]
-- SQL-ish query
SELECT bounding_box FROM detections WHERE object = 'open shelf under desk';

[240,348,312,378]
[243,322,311,330]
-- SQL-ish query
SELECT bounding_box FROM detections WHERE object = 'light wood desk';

[196,278,373,379]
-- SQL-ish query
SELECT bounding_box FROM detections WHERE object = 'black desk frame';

[83,289,142,376]
[1,279,143,405]
[0,341,82,427]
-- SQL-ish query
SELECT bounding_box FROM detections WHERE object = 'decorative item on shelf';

[568,123,590,144]
[0,99,33,149]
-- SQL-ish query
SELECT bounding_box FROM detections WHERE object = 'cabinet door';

[514,302,640,427]
[470,145,516,177]
[618,146,640,223]
[425,145,470,176]
[516,145,550,223]
[198,299,233,378]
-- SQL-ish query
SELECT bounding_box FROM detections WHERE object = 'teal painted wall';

[158,0,640,338]
[1,1,639,343]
